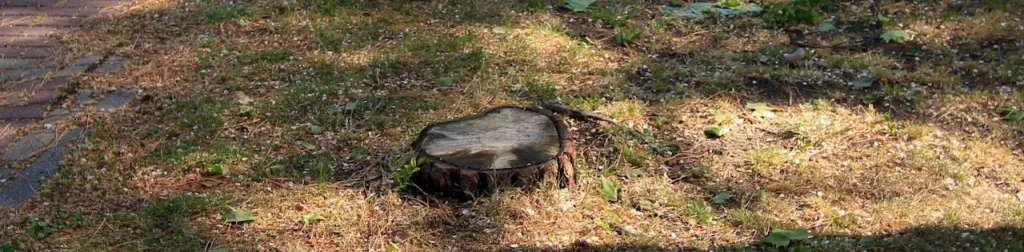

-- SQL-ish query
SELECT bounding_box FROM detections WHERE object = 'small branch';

[540,101,618,125]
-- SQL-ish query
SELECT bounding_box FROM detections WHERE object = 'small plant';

[683,200,714,224]
[209,164,226,175]
[200,5,249,23]
[1001,107,1024,123]
[877,14,907,43]
[598,177,621,202]
[763,0,825,26]
[350,146,370,159]
[621,146,649,167]
[27,219,56,239]
[299,214,323,225]
[1,241,17,252]
[762,227,812,247]
[394,157,424,191]
[615,27,643,46]
[746,148,786,176]
[590,5,633,28]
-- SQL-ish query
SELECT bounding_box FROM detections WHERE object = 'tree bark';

[412,106,575,196]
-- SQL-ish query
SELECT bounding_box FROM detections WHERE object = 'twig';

[540,101,618,124]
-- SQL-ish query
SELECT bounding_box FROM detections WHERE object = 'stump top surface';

[420,108,561,170]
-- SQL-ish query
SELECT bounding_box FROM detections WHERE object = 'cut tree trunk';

[412,106,575,196]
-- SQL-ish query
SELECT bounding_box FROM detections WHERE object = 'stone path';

[1,0,132,209]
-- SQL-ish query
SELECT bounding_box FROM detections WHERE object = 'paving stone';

[0,166,13,180]
[69,55,103,66]
[73,89,95,105]
[0,95,22,107]
[0,129,54,162]
[0,7,102,17]
[49,108,68,116]
[0,104,46,120]
[55,55,101,77]
[0,58,53,69]
[0,119,32,130]
[26,89,60,105]
[0,15,83,27]
[0,68,52,82]
[95,56,130,73]
[54,65,87,77]
[1,0,123,8]
[96,90,131,111]
[9,77,70,91]
[0,145,69,208]
[0,46,67,59]
[57,127,86,144]
[39,114,67,125]
[0,135,15,152]
[0,26,77,36]
[17,67,56,81]
[0,36,62,47]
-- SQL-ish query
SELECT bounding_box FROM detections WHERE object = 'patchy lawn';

[3,0,1024,251]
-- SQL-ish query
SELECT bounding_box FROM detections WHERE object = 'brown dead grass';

[2,0,1023,251]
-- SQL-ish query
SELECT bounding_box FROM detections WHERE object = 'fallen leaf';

[564,0,595,12]
[818,22,836,32]
[762,232,791,247]
[851,76,875,89]
[599,177,620,202]
[746,102,777,118]
[712,191,734,204]
[300,142,317,150]
[881,30,906,43]
[309,125,323,135]
[223,208,255,224]
[704,126,730,138]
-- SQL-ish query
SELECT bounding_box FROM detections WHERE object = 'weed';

[763,0,827,26]
[171,96,229,139]
[200,5,249,23]
[725,208,774,231]
[240,50,293,64]
[590,5,633,28]
[746,148,787,177]
[683,200,714,224]
[616,26,643,46]
[394,157,424,191]
[303,0,362,15]
[620,145,649,167]
[144,194,226,249]
[519,79,559,100]
[309,158,334,183]
[829,210,858,229]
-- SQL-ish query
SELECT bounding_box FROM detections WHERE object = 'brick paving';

[1,0,129,208]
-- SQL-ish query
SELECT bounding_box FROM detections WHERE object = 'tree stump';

[412,106,575,196]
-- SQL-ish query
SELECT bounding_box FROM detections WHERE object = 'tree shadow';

[502,225,1024,251]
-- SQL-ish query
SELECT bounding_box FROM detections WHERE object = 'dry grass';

[2,0,1023,251]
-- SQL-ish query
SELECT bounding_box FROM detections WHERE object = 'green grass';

[725,208,775,231]
[745,148,787,177]
[143,194,227,250]
[200,5,249,23]
[683,200,715,224]
[7,0,1024,251]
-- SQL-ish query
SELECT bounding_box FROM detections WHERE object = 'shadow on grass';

[498,225,1024,251]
